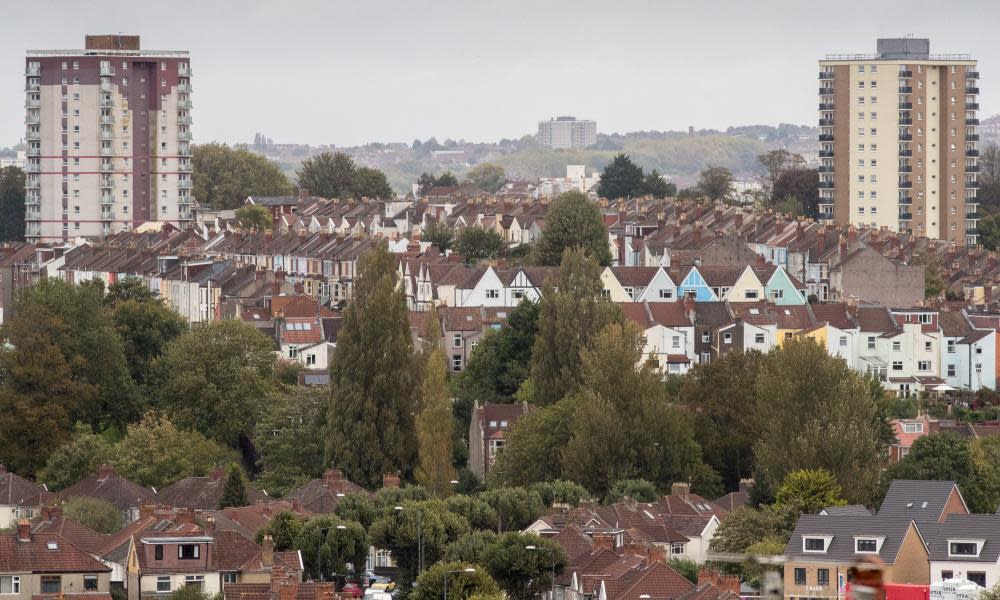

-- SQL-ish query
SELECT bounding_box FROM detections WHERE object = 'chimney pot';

[16,519,30,543]
[382,473,400,489]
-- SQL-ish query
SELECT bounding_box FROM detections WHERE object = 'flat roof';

[27,49,188,57]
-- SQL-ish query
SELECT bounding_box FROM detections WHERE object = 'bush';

[62,496,123,534]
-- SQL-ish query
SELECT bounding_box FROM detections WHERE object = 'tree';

[981,145,1000,186]
[411,561,501,600]
[445,530,498,564]
[465,163,507,193]
[62,496,123,534]
[10,279,138,432]
[107,287,187,387]
[479,488,545,532]
[530,480,590,507]
[353,166,394,199]
[327,242,418,488]
[192,143,293,209]
[167,585,217,600]
[697,166,735,201]
[642,169,676,199]
[774,469,847,515]
[334,493,378,529]
[669,558,699,584]
[296,515,369,581]
[596,154,645,200]
[218,464,250,509]
[914,253,945,299]
[423,220,456,253]
[979,584,1000,600]
[444,495,499,531]
[113,413,238,488]
[758,150,805,197]
[772,168,820,217]
[416,347,456,497]
[536,191,612,267]
[38,423,115,491]
[482,532,567,600]
[978,213,1000,251]
[256,511,304,551]
[418,172,459,195]
[369,501,471,592]
[158,320,276,448]
[530,248,622,405]
[0,166,26,242]
[487,399,578,487]
[709,507,791,554]
[606,479,659,503]
[455,226,504,263]
[754,339,891,505]
[255,387,327,497]
[235,204,273,230]
[677,352,764,491]
[454,299,539,403]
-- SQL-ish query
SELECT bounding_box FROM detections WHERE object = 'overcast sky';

[3,0,998,147]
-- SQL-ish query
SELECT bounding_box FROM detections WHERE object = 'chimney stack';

[210,466,226,481]
[671,482,691,500]
[262,534,275,567]
[738,478,754,494]
[593,532,615,552]
[16,519,30,543]
[98,464,115,478]
[382,474,400,489]
[323,468,342,488]
[647,545,668,564]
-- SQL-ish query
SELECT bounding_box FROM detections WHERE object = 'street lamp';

[395,505,424,573]
[443,568,476,600]
[526,545,557,600]
[316,525,349,584]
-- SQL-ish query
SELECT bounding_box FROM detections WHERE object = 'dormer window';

[804,537,831,552]
[178,544,200,559]
[949,541,982,557]
[855,537,884,553]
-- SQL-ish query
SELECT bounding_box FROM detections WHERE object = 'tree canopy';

[235,204,274,230]
[455,226,504,263]
[697,166,735,201]
[0,166,25,242]
[536,191,613,266]
[192,143,293,209]
[465,163,507,193]
[296,151,393,199]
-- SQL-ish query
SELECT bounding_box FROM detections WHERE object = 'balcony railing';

[178,163,193,172]
[899,86,913,94]
[178,130,192,141]
[99,81,114,93]
[899,196,912,205]
[899,133,913,141]
[818,182,835,189]
[178,145,192,156]
[819,103,835,111]
[26,129,40,140]
[899,149,913,157]
[967,149,980,157]
[966,181,981,189]
[100,64,115,76]
[967,87,980,94]
[819,87,834,95]
[967,165,980,172]
[100,178,115,188]
[818,166,834,173]
[819,71,834,80]
[100,98,114,108]
[967,71,980,79]
[899,165,912,173]
[24,98,40,108]
[967,119,980,126]
[100,128,113,140]
[177,100,192,109]
[101,210,114,220]
[899,212,913,220]
[178,180,194,189]
[819,150,834,158]
[177,115,193,125]
[25,113,39,125]
[967,103,980,110]
[99,161,113,172]
[26,147,40,157]
[101,115,114,125]
[818,118,834,127]
[967,134,980,141]
[178,65,192,77]
[819,134,834,142]
[899,180,913,189]
[899,102,913,110]
[899,118,913,125]
[99,147,113,156]
[23,164,40,173]
[25,178,39,189]
[177,83,193,93]
[899,70,913,78]
[24,82,40,92]
[25,64,40,76]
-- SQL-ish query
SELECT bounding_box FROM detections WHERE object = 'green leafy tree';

[411,561,501,600]
[642,169,676,199]
[677,352,764,491]
[978,213,1000,251]
[596,154,645,200]
[465,163,507,193]
[167,585,216,600]
[445,530,498,564]
[38,423,115,491]
[455,226,504,263]
[709,507,791,554]
[158,320,276,448]
[256,511,305,550]
[369,501,471,592]
[772,168,819,217]
[479,488,545,532]
[445,495,499,531]
[669,558,699,584]
[372,485,431,513]
[417,347,456,497]
[979,584,1000,600]
[536,191,612,267]
[423,220,456,252]
[606,479,659,503]
[482,532,567,600]
[530,480,590,507]
[219,464,250,509]
[62,496,123,534]
[418,171,459,195]
[697,166,735,201]
[108,290,187,387]
[530,248,622,405]
[327,242,417,488]
[104,277,156,306]
[488,398,578,487]
[113,413,238,488]
[774,469,847,515]
[454,299,539,404]
[913,253,945,299]
[254,387,327,497]
[192,143,293,209]
[297,152,393,199]
[0,166,26,242]
[334,493,378,529]
[296,515,369,581]
[235,204,273,230]
[754,339,891,505]
[353,166,394,199]
[757,150,805,198]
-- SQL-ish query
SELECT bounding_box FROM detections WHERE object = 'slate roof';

[0,466,47,508]
[0,532,111,573]
[939,311,974,338]
[693,302,733,327]
[923,514,1000,562]
[611,267,661,288]
[878,480,964,524]
[820,505,874,517]
[785,514,921,564]
[714,491,749,513]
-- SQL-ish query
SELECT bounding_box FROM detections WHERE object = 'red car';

[341,582,363,598]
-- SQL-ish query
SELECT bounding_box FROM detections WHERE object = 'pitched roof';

[551,524,596,561]
[31,516,106,555]
[59,466,154,511]
[820,505,873,517]
[878,480,965,524]
[611,267,662,288]
[0,466,47,508]
[281,469,367,514]
[674,582,741,600]
[923,514,1000,562]
[809,303,857,330]
[0,532,111,573]
[157,471,270,511]
[853,305,897,333]
[785,514,921,564]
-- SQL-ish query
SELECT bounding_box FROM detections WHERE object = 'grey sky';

[3,0,998,147]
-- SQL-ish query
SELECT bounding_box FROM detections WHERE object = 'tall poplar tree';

[415,346,455,497]
[529,247,623,406]
[327,242,417,488]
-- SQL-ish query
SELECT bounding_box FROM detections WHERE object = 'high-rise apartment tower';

[537,116,597,150]
[24,35,193,242]
[818,38,979,245]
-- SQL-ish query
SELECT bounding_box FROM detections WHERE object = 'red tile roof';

[0,532,111,573]
[157,471,270,511]
[0,466,47,508]
[611,267,661,287]
[59,465,154,511]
